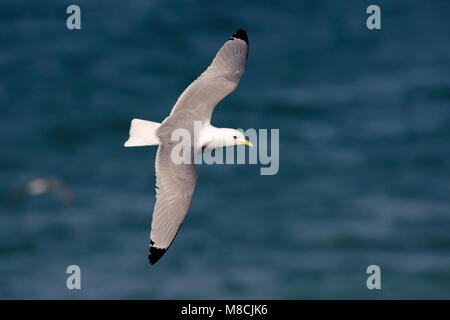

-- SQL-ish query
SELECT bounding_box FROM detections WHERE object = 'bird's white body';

[125,118,249,152]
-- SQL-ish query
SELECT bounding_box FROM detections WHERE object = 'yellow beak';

[242,140,253,147]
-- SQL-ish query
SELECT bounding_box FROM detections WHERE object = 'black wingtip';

[148,245,167,265]
[230,28,248,45]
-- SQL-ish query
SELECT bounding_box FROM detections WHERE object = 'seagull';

[5,176,75,206]
[124,29,252,265]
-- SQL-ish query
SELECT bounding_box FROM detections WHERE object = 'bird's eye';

[233,136,237,139]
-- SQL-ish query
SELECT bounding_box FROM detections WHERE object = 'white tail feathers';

[124,119,161,147]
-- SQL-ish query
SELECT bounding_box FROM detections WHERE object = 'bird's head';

[223,129,253,148]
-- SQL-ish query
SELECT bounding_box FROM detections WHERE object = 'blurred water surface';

[1,0,450,298]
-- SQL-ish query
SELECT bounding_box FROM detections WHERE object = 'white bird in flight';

[124,29,251,265]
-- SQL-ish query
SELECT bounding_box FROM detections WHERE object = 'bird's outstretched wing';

[148,144,197,265]
[169,29,249,121]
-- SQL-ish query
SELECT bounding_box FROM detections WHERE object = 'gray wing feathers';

[169,37,248,120]
[150,145,197,249]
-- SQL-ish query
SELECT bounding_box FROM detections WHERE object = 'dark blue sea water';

[1,0,450,299]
